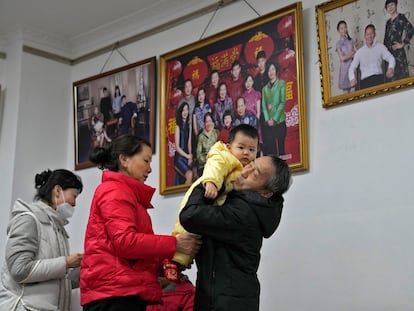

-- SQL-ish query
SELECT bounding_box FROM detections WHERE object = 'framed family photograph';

[73,57,156,170]
[316,0,414,107]
[159,2,308,195]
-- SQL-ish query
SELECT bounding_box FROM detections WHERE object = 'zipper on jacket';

[210,269,216,310]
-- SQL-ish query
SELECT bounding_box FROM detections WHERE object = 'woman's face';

[337,23,347,37]
[204,115,214,131]
[198,89,206,103]
[268,64,277,81]
[219,84,227,99]
[181,104,189,120]
[386,2,397,15]
[245,76,254,90]
[121,145,153,183]
[223,115,232,127]
[56,187,80,208]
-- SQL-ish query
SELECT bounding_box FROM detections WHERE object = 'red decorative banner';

[207,44,243,72]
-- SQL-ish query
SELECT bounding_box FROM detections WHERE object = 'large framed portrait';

[316,0,414,107]
[73,57,156,170]
[159,2,308,195]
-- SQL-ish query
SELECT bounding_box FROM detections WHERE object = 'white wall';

[1,0,413,310]
[0,36,23,264]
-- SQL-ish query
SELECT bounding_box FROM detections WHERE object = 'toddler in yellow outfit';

[164,124,259,281]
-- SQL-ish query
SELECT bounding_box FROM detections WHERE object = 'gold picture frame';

[316,0,414,107]
[159,2,308,195]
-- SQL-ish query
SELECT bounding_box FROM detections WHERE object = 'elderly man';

[349,24,395,89]
[180,155,291,311]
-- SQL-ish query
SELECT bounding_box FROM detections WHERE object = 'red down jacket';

[80,171,176,306]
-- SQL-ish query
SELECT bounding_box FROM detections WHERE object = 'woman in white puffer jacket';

[0,169,83,311]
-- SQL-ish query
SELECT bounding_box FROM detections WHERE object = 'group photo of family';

[161,9,306,189]
[325,0,414,97]
[74,59,155,169]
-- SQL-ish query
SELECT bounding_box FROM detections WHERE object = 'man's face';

[364,26,376,47]
[231,64,241,80]
[211,72,219,87]
[184,81,193,96]
[257,57,266,72]
[233,156,275,194]
[236,98,246,117]
[227,133,257,167]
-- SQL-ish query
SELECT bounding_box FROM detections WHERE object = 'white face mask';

[55,189,75,219]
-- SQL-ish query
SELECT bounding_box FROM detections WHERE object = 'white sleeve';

[382,45,396,69]
[348,53,359,81]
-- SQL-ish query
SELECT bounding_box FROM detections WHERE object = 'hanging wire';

[200,0,223,40]
[115,45,130,65]
[99,45,116,73]
[99,42,130,73]
[199,0,261,40]
[242,0,261,17]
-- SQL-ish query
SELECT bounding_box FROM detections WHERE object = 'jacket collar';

[102,170,156,209]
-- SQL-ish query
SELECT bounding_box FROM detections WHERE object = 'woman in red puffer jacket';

[81,135,201,311]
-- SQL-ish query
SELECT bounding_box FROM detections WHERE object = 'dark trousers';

[360,74,383,89]
[83,296,147,311]
[262,121,286,156]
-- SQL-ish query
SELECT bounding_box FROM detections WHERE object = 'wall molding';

[22,0,239,66]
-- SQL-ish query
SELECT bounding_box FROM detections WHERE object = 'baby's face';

[228,133,257,166]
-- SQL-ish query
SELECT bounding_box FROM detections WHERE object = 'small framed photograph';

[73,57,156,170]
[316,0,414,107]
[159,2,308,194]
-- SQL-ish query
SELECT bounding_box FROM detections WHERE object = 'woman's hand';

[392,41,404,50]
[66,253,83,268]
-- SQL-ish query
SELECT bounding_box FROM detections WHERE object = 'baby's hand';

[204,182,218,199]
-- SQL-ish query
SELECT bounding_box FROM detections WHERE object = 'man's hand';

[176,232,202,257]
[386,68,394,78]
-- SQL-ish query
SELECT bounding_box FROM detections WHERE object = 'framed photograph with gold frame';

[316,0,414,108]
[159,2,308,195]
[73,57,156,170]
